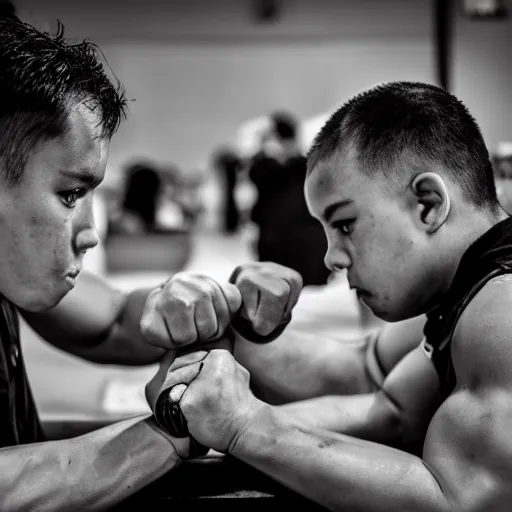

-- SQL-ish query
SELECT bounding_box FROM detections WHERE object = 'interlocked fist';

[140,272,242,349]
[229,261,303,342]
[140,263,303,349]
[145,262,303,453]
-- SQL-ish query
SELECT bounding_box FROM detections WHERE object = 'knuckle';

[172,332,197,347]
[252,317,274,335]
[144,290,161,312]
[290,272,303,288]
[210,348,229,364]
[237,277,256,295]
[140,317,156,338]
[224,282,240,297]
[199,274,218,290]
[165,272,187,288]
[196,321,217,339]
[177,298,195,312]
[239,364,251,382]
[272,285,288,301]
[194,289,211,304]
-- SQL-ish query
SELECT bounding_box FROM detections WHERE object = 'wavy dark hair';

[0,17,128,185]
[308,81,499,211]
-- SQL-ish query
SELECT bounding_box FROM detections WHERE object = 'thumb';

[223,283,243,316]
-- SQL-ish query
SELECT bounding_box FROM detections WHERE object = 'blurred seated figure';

[174,172,205,229]
[247,111,331,286]
[110,161,162,234]
[157,167,204,232]
[212,146,242,234]
[106,161,195,273]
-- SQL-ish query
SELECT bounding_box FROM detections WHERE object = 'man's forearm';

[0,415,181,511]
[86,287,166,365]
[78,289,166,366]
[276,392,403,445]
[231,406,449,512]
[22,282,166,366]
[233,328,375,404]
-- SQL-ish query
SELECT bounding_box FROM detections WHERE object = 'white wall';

[16,0,434,185]
[453,0,512,153]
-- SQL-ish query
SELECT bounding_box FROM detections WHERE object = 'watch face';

[154,387,210,458]
[156,388,189,438]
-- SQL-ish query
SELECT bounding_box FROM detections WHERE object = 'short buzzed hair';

[308,81,499,211]
[0,17,128,185]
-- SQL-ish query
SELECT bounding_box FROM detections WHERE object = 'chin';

[16,290,68,312]
[372,310,399,322]
[367,302,415,323]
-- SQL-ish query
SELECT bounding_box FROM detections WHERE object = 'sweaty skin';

[0,105,198,510]
[148,142,512,511]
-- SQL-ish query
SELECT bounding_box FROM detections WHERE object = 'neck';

[439,206,508,296]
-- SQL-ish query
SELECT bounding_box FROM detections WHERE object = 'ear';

[410,172,451,233]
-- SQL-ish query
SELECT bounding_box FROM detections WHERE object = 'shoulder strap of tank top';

[422,267,512,360]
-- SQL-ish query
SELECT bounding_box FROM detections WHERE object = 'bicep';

[375,344,441,447]
[21,270,127,350]
[375,315,427,375]
[423,388,512,511]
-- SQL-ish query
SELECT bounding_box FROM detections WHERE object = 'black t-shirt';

[423,216,512,399]
[0,298,45,447]
[248,153,330,286]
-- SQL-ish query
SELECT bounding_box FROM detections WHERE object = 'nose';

[324,243,351,272]
[73,196,100,254]
[75,227,100,254]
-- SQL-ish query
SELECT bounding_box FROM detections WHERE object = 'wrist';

[152,387,210,459]
[144,416,196,461]
[230,315,291,344]
[228,401,277,457]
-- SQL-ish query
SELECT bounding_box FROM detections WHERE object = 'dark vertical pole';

[434,0,455,90]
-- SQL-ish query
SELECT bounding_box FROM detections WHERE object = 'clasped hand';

[143,262,302,455]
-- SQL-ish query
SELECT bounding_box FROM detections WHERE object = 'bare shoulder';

[452,274,512,387]
[420,276,512,509]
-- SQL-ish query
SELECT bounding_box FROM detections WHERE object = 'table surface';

[113,451,328,511]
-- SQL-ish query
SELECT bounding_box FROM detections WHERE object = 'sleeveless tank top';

[0,298,45,447]
[422,216,512,399]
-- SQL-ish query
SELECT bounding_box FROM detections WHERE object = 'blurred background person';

[246,111,331,287]
[212,146,243,234]
[169,171,205,231]
[110,161,162,234]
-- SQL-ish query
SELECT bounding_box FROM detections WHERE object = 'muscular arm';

[21,270,166,365]
[234,314,426,403]
[0,416,183,511]
[276,331,441,448]
[230,281,512,512]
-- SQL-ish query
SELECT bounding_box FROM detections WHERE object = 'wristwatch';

[155,383,189,437]
[154,384,209,458]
